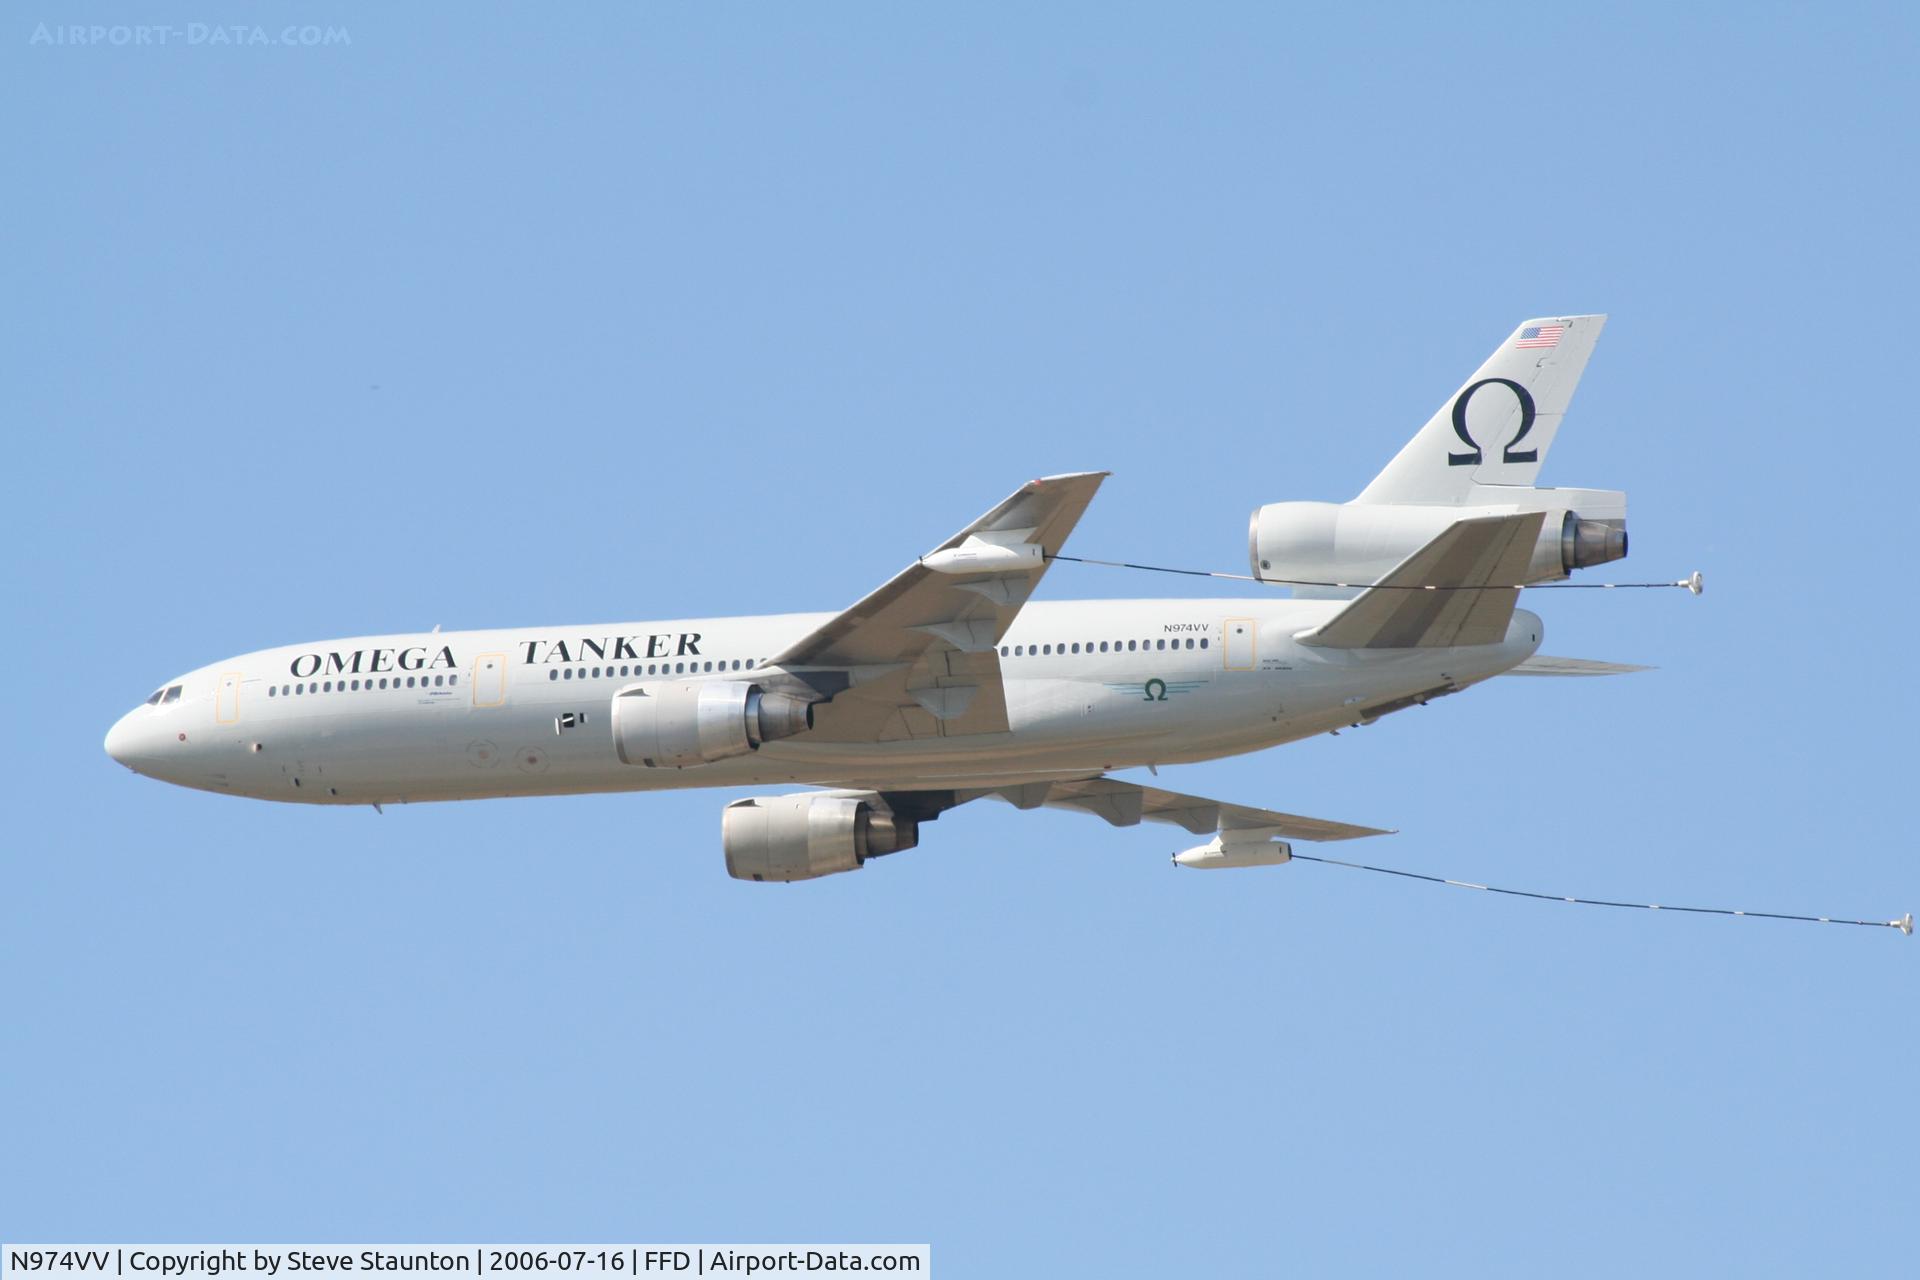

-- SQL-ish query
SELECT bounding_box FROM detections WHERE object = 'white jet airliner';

[107,315,1655,881]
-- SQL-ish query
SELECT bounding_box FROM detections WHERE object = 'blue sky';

[4,4,1915,1273]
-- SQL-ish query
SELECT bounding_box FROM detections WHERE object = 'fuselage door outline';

[472,652,508,708]
[215,672,242,724]
[1224,618,1256,671]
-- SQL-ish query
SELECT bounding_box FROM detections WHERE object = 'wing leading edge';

[770,472,1107,741]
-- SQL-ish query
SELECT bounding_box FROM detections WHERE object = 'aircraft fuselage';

[104,597,1541,806]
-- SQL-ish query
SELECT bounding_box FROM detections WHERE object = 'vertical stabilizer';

[1354,315,1607,505]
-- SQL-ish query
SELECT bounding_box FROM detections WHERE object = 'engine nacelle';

[1248,495,1627,590]
[722,793,921,882]
[611,680,819,769]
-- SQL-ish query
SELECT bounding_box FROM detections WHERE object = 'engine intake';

[723,793,920,882]
[611,680,819,769]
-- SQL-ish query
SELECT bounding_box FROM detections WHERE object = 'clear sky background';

[4,4,1915,1274]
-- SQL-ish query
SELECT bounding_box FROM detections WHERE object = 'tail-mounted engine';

[1248,493,1627,592]
[722,793,921,882]
[611,680,820,769]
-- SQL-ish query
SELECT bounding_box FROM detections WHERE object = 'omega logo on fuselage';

[289,645,456,678]
[286,632,706,678]
[520,634,702,665]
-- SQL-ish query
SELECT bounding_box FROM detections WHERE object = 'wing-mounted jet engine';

[1248,315,1627,594]
[722,791,923,882]
[611,680,823,769]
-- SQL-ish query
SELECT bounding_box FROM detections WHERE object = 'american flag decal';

[1515,323,1565,349]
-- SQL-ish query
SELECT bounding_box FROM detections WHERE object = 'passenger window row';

[1000,637,1208,657]
[269,674,458,697]
[548,659,765,681]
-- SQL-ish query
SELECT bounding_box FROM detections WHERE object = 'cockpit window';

[160,685,182,704]
[146,689,165,706]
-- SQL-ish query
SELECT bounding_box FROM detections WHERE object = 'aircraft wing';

[934,775,1392,841]
[771,472,1107,741]
[1296,512,1545,649]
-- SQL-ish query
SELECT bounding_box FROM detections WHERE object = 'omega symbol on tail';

[1447,377,1539,467]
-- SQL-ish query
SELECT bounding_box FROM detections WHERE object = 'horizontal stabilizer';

[1504,655,1652,677]
[1297,512,1544,649]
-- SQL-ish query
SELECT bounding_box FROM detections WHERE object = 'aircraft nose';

[105,709,154,770]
